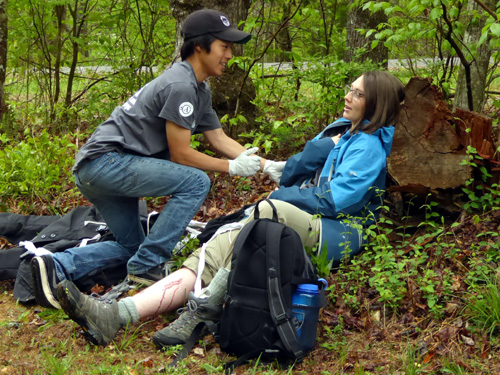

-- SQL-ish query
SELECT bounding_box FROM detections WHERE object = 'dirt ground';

[2,174,500,374]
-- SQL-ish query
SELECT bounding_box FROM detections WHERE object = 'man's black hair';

[181,34,218,61]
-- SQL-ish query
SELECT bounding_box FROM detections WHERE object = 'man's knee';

[191,169,211,193]
[181,168,211,196]
[199,171,211,193]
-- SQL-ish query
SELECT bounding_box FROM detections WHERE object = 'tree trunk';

[0,0,7,120]
[170,0,255,136]
[65,1,90,110]
[453,0,494,113]
[276,1,293,62]
[387,77,497,192]
[344,6,388,68]
[319,0,338,56]
[53,4,65,108]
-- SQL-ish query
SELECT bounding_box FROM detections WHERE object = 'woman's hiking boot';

[152,291,222,347]
[152,267,229,348]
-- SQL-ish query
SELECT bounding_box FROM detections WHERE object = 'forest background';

[2,0,500,374]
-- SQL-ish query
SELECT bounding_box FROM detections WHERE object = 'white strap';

[19,241,52,257]
[79,233,101,247]
[193,222,244,296]
[146,211,159,236]
[83,220,106,226]
[187,220,207,231]
[195,242,208,296]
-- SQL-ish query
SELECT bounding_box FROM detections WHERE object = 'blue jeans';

[52,152,211,281]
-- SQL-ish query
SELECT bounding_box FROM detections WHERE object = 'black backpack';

[169,199,324,373]
[217,199,323,372]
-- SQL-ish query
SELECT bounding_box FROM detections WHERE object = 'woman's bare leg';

[132,267,196,318]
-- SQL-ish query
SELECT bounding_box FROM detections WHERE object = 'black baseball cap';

[182,9,251,44]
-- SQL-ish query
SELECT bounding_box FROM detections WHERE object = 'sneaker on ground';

[127,264,165,286]
[31,255,61,309]
[152,291,222,348]
[57,279,122,346]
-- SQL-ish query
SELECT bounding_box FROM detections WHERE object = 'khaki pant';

[182,200,321,286]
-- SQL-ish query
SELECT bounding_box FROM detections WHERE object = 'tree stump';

[387,77,497,191]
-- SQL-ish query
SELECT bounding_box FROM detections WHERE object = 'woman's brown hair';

[352,71,405,134]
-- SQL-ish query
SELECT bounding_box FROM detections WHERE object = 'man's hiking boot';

[57,279,123,346]
[31,255,61,309]
[127,264,165,286]
[152,267,229,348]
[152,291,222,348]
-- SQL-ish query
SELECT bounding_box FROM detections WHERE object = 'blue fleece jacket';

[269,117,394,255]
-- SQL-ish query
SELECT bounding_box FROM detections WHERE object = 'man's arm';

[203,128,267,170]
[167,121,231,173]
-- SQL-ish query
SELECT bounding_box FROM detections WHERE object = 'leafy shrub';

[0,129,77,214]
[465,275,500,338]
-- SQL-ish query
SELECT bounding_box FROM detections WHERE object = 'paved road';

[60,59,441,75]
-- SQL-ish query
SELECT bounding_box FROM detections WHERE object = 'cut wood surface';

[387,77,497,190]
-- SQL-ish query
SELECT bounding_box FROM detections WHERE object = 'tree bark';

[0,0,7,120]
[344,6,388,68]
[276,1,293,62]
[53,5,65,108]
[453,0,494,112]
[65,1,93,110]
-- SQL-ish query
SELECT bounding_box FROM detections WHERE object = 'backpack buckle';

[268,267,278,277]
[275,312,288,325]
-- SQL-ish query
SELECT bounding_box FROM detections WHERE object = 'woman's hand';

[263,160,286,183]
[331,134,341,144]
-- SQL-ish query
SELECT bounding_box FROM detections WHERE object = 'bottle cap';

[297,284,319,293]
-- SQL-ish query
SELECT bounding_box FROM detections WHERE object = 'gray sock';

[117,297,140,326]
[198,267,229,305]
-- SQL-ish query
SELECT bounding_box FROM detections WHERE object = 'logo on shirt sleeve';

[179,102,194,117]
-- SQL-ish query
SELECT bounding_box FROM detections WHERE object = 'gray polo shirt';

[73,60,221,171]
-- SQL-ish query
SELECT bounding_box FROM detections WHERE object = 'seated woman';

[56,70,405,349]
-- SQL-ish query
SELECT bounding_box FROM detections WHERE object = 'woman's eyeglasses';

[344,85,365,102]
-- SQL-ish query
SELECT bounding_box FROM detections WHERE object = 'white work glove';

[228,147,261,177]
[263,160,287,184]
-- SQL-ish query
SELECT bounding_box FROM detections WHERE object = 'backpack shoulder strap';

[230,198,277,261]
[265,221,304,361]
[167,322,208,367]
[168,319,220,368]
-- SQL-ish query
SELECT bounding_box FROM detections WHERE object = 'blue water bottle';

[291,279,327,352]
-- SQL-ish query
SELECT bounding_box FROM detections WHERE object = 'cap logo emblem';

[179,102,194,117]
[220,15,230,27]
